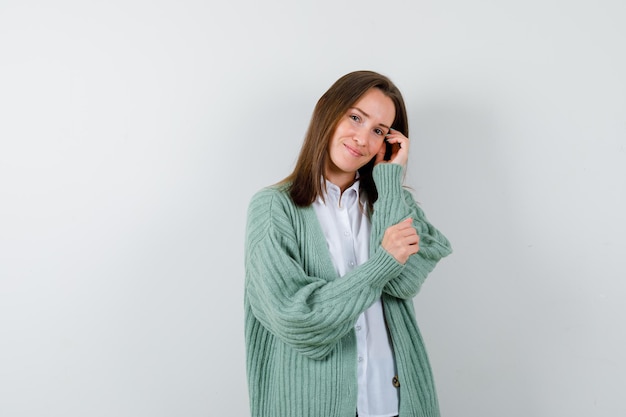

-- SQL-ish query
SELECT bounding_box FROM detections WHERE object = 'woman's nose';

[352,127,367,145]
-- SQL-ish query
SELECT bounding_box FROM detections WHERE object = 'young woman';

[244,70,452,417]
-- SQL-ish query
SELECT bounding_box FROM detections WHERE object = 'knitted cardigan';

[244,163,452,417]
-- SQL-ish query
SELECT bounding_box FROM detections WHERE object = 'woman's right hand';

[381,218,420,264]
[374,128,411,167]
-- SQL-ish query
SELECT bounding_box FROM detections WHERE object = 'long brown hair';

[281,70,409,211]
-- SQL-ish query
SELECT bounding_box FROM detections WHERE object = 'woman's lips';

[344,143,363,157]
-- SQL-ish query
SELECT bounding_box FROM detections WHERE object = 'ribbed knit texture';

[244,163,452,417]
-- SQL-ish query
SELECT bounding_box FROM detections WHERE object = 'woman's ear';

[373,140,388,165]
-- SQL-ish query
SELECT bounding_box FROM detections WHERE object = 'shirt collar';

[320,176,362,209]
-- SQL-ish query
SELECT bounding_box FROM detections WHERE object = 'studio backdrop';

[1,1,624,416]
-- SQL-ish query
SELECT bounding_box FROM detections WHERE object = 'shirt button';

[358,357,363,363]
[344,231,350,237]
[392,375,400,387]
[349,261,355,267]
[355,325,361,331]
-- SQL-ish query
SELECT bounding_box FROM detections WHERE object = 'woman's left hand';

[375,128,410,167]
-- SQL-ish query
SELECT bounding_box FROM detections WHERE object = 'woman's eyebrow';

[350,107,391,130]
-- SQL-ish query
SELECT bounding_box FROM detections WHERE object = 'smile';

[344,143,363,157]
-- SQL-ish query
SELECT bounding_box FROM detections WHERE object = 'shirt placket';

[338,196,368,387]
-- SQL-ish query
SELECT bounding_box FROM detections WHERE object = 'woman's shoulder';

[246,182,302,238]
[251,182,290,200]
[248,182,294,212]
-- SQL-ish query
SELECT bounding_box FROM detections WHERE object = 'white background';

[1,0,625,416]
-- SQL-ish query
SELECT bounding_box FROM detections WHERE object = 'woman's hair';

[282,70,409,211]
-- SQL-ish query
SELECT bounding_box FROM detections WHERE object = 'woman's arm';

[369,164,452,300]
[245,187,403,360]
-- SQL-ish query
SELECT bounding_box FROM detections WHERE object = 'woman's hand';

[375,128,410,167]
[381,218,420,264]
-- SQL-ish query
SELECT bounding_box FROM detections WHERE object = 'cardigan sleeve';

[245,187,404,360]
[370,164,453,300]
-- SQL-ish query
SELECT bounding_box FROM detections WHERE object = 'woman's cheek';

[373,140,385,155]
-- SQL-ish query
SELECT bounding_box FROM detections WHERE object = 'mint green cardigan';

[244,163,452,417]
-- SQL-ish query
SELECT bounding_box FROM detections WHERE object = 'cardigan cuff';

[372,163,404,197]
[367,244,404,286]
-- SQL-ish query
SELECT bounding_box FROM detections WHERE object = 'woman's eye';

[350,114,360,122]
[374,128,383,136]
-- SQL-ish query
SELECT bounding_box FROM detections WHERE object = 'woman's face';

[325,88,395,189]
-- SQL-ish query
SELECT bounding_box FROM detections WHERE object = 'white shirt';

[313,179,399,417]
